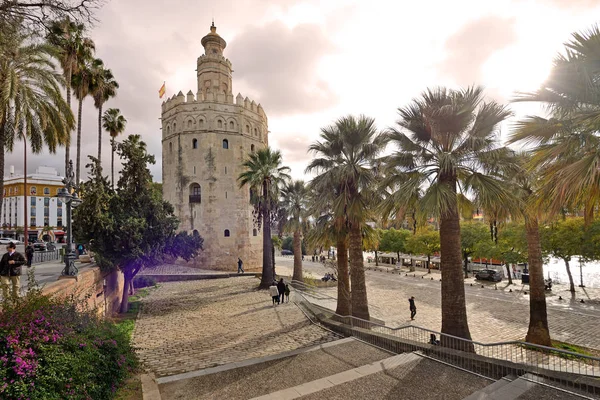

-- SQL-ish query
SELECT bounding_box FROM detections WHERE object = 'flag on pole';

[158,82,166,99]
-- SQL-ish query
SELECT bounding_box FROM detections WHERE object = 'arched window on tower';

[229,121,234,130]
[253,228,257,237]
[254,128,257,136]
[192,138,198,149]
[224,229,230,237]
[189,183,201,203]
[167,125,170,135]
[173,122,177,132]
[199,119,205,128]
[222,139,229,149]
[217,119,223,128]
[251,144,255,152]
[188,120,192,129]
[169,142,173,153]
[245,125,250,134]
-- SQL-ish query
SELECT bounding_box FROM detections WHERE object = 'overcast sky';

[5,0,600,181]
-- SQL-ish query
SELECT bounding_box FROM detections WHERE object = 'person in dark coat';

[0,242,26,299]
[277,278,286,304]
[25,244,34,268]
[409,296,417,320]
[237,258,244,273]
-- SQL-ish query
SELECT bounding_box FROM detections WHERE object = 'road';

[275,256,600,350]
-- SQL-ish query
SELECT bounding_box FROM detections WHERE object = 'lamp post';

[56,160,82,276]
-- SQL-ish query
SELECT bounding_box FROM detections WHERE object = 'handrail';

[290,279,382,312]
[295,291,600,363]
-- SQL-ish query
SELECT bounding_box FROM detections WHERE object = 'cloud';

[438,16,518,87]
[227,21,338,116]
[535,0,600,8]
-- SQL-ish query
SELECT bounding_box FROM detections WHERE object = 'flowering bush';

[0,278,137,400]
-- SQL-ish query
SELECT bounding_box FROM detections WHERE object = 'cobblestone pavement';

[138,264,230,275]
[132,277,338,377]
[275,257,600,350]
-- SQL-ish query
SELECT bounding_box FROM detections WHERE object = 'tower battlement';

[161,91,266,121]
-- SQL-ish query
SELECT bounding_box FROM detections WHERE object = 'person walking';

[237,257,244,273]
[25,243,34,268]
[409,296,417,320]
[269,282,280,305]
[0,243,26,300]
[277,278,286,304]
[284,284,290,303]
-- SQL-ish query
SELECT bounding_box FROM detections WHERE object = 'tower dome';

[201,21,227,56]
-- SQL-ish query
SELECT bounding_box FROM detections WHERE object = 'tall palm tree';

[102,108,127,188]
[91,60,118,166]
[72,56,100,183]
[46,17,95,174]
[280,180,309,282]
[307,115,386,321]
[0,28,74,215]
[513,26,600,225]
[238,148,291,289]
[383,87,513,343]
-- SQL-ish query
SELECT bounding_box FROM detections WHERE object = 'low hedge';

[0,275,137,400]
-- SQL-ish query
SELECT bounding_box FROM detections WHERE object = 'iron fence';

[294,291,600,398]
[32,250,60,264]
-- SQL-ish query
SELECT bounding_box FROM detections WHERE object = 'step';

[484,376,538,399]
[462,376,514,400]
[159,338,392,400]
[251,352,424,400]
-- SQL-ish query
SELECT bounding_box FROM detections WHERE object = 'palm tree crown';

[280,179,309,282]
[102,107,127,188]
[91,60,118,164]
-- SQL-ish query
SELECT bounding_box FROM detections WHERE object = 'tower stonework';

[161,23,267,271]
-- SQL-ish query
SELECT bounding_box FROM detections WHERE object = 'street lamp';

[57,160,81,277]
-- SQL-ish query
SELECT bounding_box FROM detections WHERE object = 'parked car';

[281,249,293,256]
[33,240,47,251]
[475,269,502,282]
[0,237,20,244]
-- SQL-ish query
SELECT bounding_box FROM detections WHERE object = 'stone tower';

[161,23,267,271]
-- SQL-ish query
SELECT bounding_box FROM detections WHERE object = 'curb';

[141,373,161,400]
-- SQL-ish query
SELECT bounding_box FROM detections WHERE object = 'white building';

[1,166,66,243]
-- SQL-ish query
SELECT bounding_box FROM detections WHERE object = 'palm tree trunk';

[463,252,469,278]
[292,229,303,282]
[260,181,273,289]
[76,96,83,183]
[524,215,552,346]
[335,236,351,316]
[65,67,72,174]
[584,200,594,228]
[111,137,115,188]
[564,258,575,293]
[439,177,473,348]
[97,103,102,164]
[0,117,5,218]
[374,250,379,266]
[505,263,513,285]
[349,221,369,321]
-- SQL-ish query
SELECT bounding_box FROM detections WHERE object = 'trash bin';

[522,273,530,284]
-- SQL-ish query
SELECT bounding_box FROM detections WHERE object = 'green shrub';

[0,275,137,399]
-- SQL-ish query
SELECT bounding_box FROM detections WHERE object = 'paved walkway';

[132,277,338,378]
[275,257,600,351]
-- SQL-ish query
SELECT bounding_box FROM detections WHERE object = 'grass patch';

[552,341,596,357]
[114,375,142,400]
[520,340,598,363]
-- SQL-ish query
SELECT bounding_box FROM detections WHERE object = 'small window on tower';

[199,119,205,127]
[222,139,229,149]
[173,122,177,132]
[253,229,257,237]
[192,138,198,149]
[229,121,234,129]
[254,128,257,136]
[169,142,173,153]
[224,229,230,237]
[217,120,223,128]
[188,120,192,129]
[251,144,255,152]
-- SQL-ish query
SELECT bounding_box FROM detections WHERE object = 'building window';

[188,120,192,129]
[217,119,223,128]
[193,229,199,236]
[57,208,62,217]
[30,197,36,206]
[224,166,227,174]
[57,218,62,227]
[169,142,173,153]
[222,139,229,149]
[44,217,49,226]
[167,125,170,134]
[199,119,204,128]
[57,199,62,207]
[44,197,50,206]
[30,186,37,195]
[225,191,227,199]
[31,208,36,216]
[253,229,257,236]
[229,121,234,129]
[43,187,50,195]
[173,122,176,132]
[224,229,230,237]
[30,218,36,227]
[192,138,198,149]
[251,144,255,152]
[245,125,250,133]
[254,128,257,136]
[189,183,201,203]
[193,166,196,175]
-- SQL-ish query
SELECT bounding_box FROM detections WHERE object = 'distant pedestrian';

[284,284,290,303]
[237,257,244,273]
[25,244,34,268]
[277,278,286,304]
[0,243,26,299]
[269,282,280,305]
[409,296,417,320]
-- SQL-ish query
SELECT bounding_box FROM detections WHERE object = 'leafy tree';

[494,222,528,285]
[74,136,203,313]
[280,180,309,282]
[1,0,103,32]
[582,219,600,262]
[384,86,513,343]
[307,115,386,320]
[379,228,411,263]
[46,17,95,173]
[405,228,440,273]
[540,217,585,293]
[0,27,74,216]
[238,148,290,289]
[102,107,127,188]
[460,222,489,278]
[91,59,118,164]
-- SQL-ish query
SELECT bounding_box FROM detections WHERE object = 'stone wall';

[42,264,124,317]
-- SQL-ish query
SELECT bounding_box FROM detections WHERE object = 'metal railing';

[291,279,382,314]
[32,249,60,264]
[294,292,600,398]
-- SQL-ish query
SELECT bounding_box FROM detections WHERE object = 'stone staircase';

[157,338,596,400]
